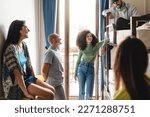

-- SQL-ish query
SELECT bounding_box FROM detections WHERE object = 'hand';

[74,75,77,81]
[105,12,112,18]
[101,48,106,55]
[102,10,112,17]
[24,92,35,100]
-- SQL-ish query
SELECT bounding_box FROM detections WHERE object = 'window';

[59,0,96,99]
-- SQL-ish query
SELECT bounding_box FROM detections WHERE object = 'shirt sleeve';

[102,38,110,47]
[126,3,140,18]
[44,50,54,64]
[4,45,22,74]
[131,5,140,16]
[74,51,83,76]
[94,38,110,52]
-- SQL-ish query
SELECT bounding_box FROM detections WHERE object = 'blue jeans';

[77,62,94,100]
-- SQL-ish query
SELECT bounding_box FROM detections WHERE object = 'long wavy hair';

[3,20,25,53]
[76,29,98,50]
[114,36,150,99]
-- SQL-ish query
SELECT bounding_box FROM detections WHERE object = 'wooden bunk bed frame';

[102,14,150,100]
[131,14,150,37]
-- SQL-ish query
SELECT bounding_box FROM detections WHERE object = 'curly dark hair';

[76,29,98,50]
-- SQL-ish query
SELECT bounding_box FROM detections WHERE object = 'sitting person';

[2,20,55,100]
[113,36,150,100]
[102,0,140,30]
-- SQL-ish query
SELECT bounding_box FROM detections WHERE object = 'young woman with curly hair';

[74,29,109,100]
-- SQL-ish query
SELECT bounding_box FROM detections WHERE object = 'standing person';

[74,29,109,100]
[113,36,150,100]
[2,20,55,100]
[102,0,140,30]
[42,33,66,100]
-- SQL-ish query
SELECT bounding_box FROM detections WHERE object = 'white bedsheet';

[137,28,150,50]
[109,26,150,50]
[109,26,150,72]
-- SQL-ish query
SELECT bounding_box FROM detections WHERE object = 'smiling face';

[113,0,123,8]
[86,32,93,45]
[20,25,30,39]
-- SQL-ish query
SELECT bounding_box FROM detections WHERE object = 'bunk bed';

[131,14,150,51]
[109,14,150,50]
[102,14,150,99]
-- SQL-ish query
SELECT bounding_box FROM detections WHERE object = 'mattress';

[109,26,150,50]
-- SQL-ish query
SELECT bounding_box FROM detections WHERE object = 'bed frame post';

[130,16,137,37]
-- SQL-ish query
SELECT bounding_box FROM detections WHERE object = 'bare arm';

[74,51,83,81]
[42,63,50,81]
[14,68,34,99]
[30,66,35,77]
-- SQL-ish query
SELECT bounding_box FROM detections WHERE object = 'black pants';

[116,17,130,30]
[116,17,145,30]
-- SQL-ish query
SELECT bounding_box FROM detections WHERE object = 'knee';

[48,91,55,100]
[46,91,55,100]
[41,88,55,100]
[51,86,55,94]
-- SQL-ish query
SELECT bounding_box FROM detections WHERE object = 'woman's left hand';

[101,48,105,55]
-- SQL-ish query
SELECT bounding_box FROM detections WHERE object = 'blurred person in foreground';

[113,36,150,100]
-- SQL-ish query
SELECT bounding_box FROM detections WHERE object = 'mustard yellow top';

[113,74,150,100]
[113,89,131,100]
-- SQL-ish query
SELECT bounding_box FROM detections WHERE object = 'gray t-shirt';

[44,47,63,87]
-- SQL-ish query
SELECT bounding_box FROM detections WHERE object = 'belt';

[80,61,94,66]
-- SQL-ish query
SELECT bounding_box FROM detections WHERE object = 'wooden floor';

[69,96,102,100]
[0,70,115,100]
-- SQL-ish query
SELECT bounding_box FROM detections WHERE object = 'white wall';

[0,0,40,74]
[124,0,150,15]
[144,0,150,14]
